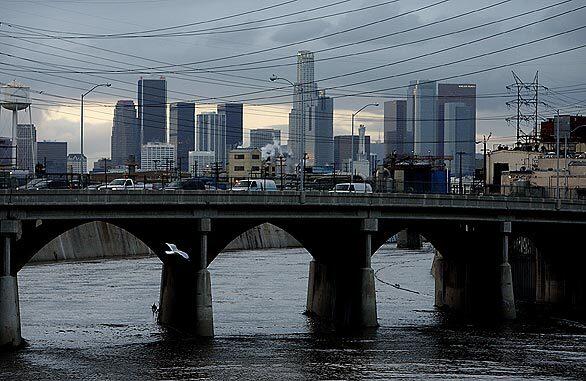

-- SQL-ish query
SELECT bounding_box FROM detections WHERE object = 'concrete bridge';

[1,191,585,349]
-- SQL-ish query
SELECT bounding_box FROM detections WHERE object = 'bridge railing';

[6,172,586,202]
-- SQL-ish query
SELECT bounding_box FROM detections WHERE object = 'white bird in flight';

[164,243,190,260]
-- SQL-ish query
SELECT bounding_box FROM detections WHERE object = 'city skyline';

[1,0,582,169]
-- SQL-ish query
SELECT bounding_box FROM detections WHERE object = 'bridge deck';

[0,191,584,224]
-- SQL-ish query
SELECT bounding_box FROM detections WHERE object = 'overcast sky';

[1,0,585,166]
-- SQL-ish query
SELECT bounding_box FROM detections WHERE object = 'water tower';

[0,81,32,169]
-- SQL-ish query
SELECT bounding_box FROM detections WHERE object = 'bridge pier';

[498,222,516,320]
[306,219,378,329]
[0,220,22,349]
[533,233,586,316]
[432,222,516,320]
[396,229,422,250]
[158,218,214,337]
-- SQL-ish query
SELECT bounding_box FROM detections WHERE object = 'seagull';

[164,243,190,260]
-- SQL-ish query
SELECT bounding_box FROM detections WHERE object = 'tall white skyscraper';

[140,142,176,172]
[407,80,437,157]
[288,50,333,168]
[196,111,227,168]
[16,123,36,172]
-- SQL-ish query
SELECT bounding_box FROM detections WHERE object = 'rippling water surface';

[1,244,585,380]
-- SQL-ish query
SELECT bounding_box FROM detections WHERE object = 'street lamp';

[81,83,111,157]
[270,74,306,191]
[350,103,378,189]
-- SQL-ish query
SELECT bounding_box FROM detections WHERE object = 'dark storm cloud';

[0,0,585,159]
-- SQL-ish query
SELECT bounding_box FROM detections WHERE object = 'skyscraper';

[140,142,176,172]
[111,100,140,167]
[334,135,370,171]
[288,50,319,168]
[383,100,408,157]
[443,102,475,176]
[196,112,227,167]
[250,128,280,149]
[437,83,476,159]
[313,90,334,166]
[169,102,195,172]
[37,141,67,174]
[16,123,36,172]
[0,137,12,169]
[138,77,167,145]
[217,103,243,151]
[407,80,437,157]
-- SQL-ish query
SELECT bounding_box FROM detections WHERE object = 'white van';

[329,182,373,194]
[232,179,278,192]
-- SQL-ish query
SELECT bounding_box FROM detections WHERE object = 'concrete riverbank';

[30,222,301,263]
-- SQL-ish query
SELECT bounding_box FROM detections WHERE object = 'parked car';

[329,182,373,194]
[231,179,278,192]
[17,178,46,190]
[18,178,74,190]
[165,178,206,191]
[98,178,151,190]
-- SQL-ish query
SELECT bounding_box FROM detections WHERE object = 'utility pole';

[556,110,560,201]
[278,155,284,190]
[483,133,491,193]
[103,158,108,184]
[456,151,465,195]
[192,160,198,178]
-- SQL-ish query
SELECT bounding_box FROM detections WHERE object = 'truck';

[97,178,152,191]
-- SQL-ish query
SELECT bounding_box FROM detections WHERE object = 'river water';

[1,244,585,380]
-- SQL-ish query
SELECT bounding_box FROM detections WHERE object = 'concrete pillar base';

[397,229,422,250]
[158,261,214,337]
[0,276,22,349]
[306,260,377,329]
[431,252,445,309]
[499,263,516,320]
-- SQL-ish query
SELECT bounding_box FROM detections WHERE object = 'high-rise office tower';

[16,123,36,172]
[288,50,319,168]
[437,84,476,158]
[407,80,437,157]
[138,77,167,145]
[313,90,334,166]
[250,128,281,149]
[0,137,12,169]
[334,135,370,171]
[37,141,67,174]
[169,102,195,172]
[383,100,408,157]
[443,102,475,176]
[217,103,243,151]
[196,112,227,168]
[141,142,176,172]
[67,153,87,174]
[111,100,140,167]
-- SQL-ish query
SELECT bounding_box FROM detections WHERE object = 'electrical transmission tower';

[505,71,549,147]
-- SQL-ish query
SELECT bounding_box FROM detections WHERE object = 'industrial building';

[228,147,262,180]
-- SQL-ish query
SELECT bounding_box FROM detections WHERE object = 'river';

[1,244,585,380]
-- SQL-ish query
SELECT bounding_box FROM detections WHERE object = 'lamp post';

[270,74,306,191]
[81,83,110,158]
[350,103,379,189]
